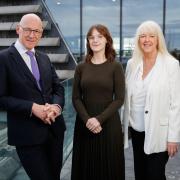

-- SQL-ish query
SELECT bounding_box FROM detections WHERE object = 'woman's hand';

[86,117,102,134]
[167,142,179,157]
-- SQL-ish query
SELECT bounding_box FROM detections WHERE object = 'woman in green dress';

[71,24,125,180]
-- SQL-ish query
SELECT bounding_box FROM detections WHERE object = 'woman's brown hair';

[85,24,116,63]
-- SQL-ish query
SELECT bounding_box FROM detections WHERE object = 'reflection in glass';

[83,0,120,55]
[45,0,80,54]
[166,0,180,60]
[122,0,163,65]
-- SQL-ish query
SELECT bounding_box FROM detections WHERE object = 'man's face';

[16,18,43,50]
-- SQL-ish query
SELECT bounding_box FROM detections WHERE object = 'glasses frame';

[19,25,43,36]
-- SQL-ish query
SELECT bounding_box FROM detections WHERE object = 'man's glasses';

[19,25,43,36]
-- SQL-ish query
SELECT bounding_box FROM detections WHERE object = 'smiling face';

[16,14,43,50]
[88,28,107,54]
[139,33,158,55]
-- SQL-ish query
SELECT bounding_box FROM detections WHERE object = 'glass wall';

[45,0,80,54]
[166,0,180,59]
[45,0,180,62]
[122,0,163,64]
[83,0,120,54]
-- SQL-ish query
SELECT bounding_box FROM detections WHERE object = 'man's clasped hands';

[32,103,61,125]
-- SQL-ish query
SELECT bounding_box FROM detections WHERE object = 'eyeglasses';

[19,25,43,36]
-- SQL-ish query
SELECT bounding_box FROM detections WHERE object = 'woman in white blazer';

[123,20,180,180]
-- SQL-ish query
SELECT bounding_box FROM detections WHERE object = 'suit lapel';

[8,45,41,91]
[35,51,46,92]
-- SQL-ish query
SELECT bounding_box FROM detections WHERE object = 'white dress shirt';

[130,62,155,132]
[14,40,36,73]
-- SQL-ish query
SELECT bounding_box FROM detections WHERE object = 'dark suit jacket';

[0,44,66,146]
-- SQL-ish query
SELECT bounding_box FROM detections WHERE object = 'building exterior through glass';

[45,0,180,63]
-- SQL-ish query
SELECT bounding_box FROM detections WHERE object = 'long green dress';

[71,60,125,180]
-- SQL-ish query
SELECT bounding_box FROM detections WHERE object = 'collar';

[14,39,35,55]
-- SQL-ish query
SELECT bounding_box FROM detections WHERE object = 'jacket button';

[145,111,148,114]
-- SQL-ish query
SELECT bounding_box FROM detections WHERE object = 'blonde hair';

[131,20,171,69]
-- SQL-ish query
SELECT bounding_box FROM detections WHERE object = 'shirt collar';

[14,39,35,55]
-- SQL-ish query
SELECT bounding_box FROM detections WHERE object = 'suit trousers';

[16,129,64,180]
[130,127,169,180]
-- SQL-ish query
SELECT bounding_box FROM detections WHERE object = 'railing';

[42,0,78,66]
[61,77,76,163]
[0,77,76,179]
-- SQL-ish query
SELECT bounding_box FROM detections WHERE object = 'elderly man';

[0,13,65,180]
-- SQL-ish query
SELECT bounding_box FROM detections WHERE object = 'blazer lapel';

[8,45,41,91]
[146,53,162,95]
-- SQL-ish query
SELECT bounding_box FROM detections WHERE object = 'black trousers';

[16,130,64,180]
[130,127,169,180]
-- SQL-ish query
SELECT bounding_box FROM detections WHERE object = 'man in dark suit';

[0,13,66,180]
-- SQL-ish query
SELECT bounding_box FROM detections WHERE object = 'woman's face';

[139,33,158,55]
[88,29,107,54]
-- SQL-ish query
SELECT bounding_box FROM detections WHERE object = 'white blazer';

[123,53,180,154]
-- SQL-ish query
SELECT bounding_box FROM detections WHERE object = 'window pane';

[45,0,80,54]
[83,0,120,55]
[122,0,163,62]
[166,0,180,59]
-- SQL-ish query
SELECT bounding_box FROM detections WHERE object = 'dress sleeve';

[72,65,90,123]
[96,62,125,124]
